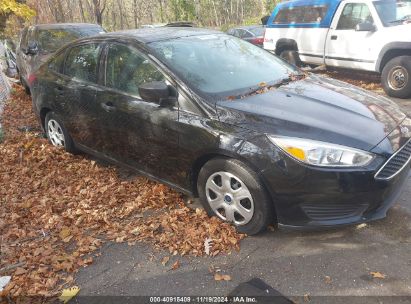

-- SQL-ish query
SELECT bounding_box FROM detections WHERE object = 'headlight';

[267,136,375,167]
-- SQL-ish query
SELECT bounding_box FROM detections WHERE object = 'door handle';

[102,102,116,112]
[331,35,338,40]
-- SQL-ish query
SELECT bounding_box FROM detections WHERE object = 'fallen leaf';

[59,227,71,240]
[304,294,311,302]
[324,276,332,284]
[170,260,180,271]
[59,286,80,303]
[214,273,231,281]
[370,272,386,279]
[14,268,27,276]
[161,256,170,267]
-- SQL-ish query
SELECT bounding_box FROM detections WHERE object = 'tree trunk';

[78,0,86,22]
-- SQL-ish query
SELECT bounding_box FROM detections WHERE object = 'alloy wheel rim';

[205,171,254,226]
[388,66,408,90]
[47,119,65,147]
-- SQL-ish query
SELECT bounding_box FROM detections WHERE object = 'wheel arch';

[377,43,411,72]
[191,150,279,225]
[275,38,298,56]
[40,107,52,130]
[191,150,266,196]
[190,150,277,214]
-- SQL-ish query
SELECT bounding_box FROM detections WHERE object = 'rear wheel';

[197,158,274,235]
[279,50,301,67]
[381,56,411,99]
[45,112,76,153]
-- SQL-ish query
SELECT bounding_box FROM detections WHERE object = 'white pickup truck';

[264,0,411,98]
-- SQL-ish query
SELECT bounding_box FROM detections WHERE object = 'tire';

[197,158,274,235]
[381,56,411,99]
[280,50,301,67]
[45,112,76,153]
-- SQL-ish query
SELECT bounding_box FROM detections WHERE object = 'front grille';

[301,203,369,221]
[375,139,411,180]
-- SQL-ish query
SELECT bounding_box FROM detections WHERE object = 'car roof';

[32,23,103,30]
[234,25,264,30]
[101,27,221,44]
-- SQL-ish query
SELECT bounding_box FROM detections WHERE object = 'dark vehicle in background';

[227,25,265,46]
[16,23,105,94]
[31,28,411,235]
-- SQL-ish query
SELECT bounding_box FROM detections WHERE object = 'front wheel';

[381,56,411,99]
[279,50,301,67]
[197,158,274,235]
[45,112,76,153]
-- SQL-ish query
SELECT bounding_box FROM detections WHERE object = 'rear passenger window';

[274,5,328,24]
[105,44,165,97]
[64,43,101,83]
[337,3,374,30]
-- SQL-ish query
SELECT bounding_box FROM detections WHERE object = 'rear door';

[325,2,378,71]
[54,42,105,151]
[95,42,180,182]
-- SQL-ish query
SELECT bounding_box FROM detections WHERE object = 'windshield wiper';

[389,15,411,24]
[228,73,306,100]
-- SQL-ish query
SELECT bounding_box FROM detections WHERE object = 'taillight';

[28,74,37,87]
[252,37,264,45]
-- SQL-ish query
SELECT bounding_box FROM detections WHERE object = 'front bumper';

[260,148,410,229]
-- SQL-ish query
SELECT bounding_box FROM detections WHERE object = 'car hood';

[384,23,411,42]
[216,75,407,152]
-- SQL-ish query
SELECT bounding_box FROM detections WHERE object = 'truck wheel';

[381,56,411,99]
[280,50,301,67]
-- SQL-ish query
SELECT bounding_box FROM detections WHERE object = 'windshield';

[149,34,298,100]
[37,27,104,53]
[374,0,411,26]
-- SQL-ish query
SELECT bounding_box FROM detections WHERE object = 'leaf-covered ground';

[0,87,244,298]
[319,69,383,93]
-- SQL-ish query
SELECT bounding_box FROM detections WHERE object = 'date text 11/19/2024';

[149,296,259,303]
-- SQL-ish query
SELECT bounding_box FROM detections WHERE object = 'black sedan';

[30,28,411,235]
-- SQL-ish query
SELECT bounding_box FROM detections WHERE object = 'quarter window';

[274,5,328,24]
[336,3,374,30]
[105,44,165,97]
[64,43,101,83]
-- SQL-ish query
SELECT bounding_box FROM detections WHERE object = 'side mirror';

[26,41,38,55]
[356,22,376,32]
[138,81,176,107]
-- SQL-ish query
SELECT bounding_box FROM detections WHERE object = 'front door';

[325,2,378,71]
[96,43,180,182]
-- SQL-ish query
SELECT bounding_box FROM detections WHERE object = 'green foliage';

[220,23,237,32]
[265,0,279,14]
[244,17,261,26]
[0,0,35,20]
[169,0,196,22]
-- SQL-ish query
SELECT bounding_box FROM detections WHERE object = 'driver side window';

[337,3,374,30]
[105,43,165,97]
